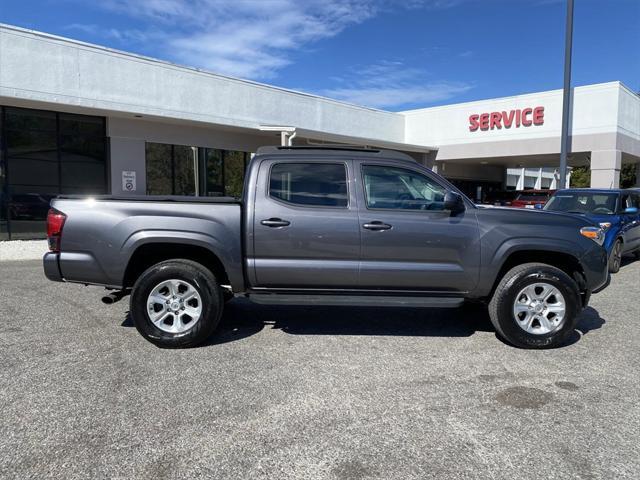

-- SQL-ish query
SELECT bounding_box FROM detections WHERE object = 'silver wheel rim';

[512,282,566,335]
[146,279,203,334]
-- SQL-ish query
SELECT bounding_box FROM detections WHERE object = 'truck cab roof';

[255,145,416,163]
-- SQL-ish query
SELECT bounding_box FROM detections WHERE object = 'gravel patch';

[1,259,639,479]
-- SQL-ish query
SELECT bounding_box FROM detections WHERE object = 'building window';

[145,143,172,195]
[146,142,249,197]
[0,106,107,240]
[198,148,249,198]
[201,148,223,196]
[222,150,246,198]
[145,143,197,196]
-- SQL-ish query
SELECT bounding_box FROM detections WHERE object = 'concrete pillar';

[534,168,542,189]
[635,163,640,188]
[417,151,438,171]
[590,150,621,189]
[109,137,146,195]
[516,168,525,190]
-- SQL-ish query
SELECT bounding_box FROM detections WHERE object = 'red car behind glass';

[511,189,555,208]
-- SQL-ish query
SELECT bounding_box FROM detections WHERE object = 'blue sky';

[1,0,638,111]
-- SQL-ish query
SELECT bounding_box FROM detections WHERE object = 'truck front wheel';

[488,263,581,349]
[130,259,223,348]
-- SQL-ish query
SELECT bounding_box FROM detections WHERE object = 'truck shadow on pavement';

[193,300,605,348]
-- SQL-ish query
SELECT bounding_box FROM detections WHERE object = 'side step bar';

[246,294,464,308]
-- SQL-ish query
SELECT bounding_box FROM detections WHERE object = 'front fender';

[475,237,585,298]
[489,237,581,271]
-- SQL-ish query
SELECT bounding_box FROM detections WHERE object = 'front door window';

[362,165,446,211]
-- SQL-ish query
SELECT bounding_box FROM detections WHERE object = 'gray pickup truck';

[43,146,609,349]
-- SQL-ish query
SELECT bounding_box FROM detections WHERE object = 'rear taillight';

[47,209,67,252]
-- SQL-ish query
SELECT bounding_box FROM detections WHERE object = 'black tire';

[488,263,581,349]
[608,239,623,273]
[130,259,223,348]
[634,249,640,260]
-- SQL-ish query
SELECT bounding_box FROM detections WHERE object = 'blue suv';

[543,189,640,273]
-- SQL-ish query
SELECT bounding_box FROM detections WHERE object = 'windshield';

[544,192,619,215]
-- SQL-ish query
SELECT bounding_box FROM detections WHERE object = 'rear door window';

[269,163,348,208]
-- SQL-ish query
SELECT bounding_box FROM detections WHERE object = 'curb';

[0,240,48,262]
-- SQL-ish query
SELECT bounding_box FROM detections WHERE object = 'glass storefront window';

[0,111,6,240]
[146,143,172,195]
[146,143,249,198]
[0,106,107,240]
[224,151,246,198]
[173,145,196,196]
[202,148,223,196]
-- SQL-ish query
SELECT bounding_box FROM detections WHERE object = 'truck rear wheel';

[130,259,223,348]
[488,263,581,349]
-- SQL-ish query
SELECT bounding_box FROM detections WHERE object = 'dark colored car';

[511,189,555,209]
[44,146,609,349]
[544,189,640,272]
[9,193,52,220]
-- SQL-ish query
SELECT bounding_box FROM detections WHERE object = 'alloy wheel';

[512,282,566,335]
[146,279,203,333]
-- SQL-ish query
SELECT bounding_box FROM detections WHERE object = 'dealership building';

[1,23,639,239]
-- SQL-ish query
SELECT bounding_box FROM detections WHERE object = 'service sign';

[122,171,137,192]
[469,106,544,131]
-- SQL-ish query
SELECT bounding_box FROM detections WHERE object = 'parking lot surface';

[1,259,639,479]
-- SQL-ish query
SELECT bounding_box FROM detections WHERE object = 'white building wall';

[1,23,638,193]
[0,24,404,146]
[402,83,623,153]
[107,117,282,195]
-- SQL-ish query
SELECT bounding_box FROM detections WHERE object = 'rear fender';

[120,230,243,290]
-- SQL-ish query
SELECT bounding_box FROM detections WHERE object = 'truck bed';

[55,194,241,204]
[47,196,244,289]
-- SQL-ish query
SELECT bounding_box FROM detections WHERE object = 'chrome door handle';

[363,221,392,231]
[260,218,291,228]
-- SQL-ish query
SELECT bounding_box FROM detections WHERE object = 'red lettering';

[468,107,544,131]
[533,106,544,125]
[502,110,515,128]
[490,112,502,129]
[469,114,480,131]
[479,113,490,130]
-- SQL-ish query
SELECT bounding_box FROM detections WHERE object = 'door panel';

[252,160,361,288]
[357,163,480,292]
[621,193,640,251]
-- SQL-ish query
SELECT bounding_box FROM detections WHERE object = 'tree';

[570,166,590,188]
[620,163,637,189]
[570,164,637,188]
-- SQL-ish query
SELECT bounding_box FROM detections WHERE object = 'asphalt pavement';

[0,259,639,479]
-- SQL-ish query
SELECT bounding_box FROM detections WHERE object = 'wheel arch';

[123,242,232,289]
[486,249,586,302]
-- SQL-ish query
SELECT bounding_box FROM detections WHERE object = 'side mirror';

[624,207,638,214]
[534,203,543,210]
[444,191,466,215]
